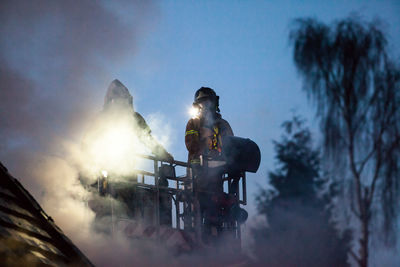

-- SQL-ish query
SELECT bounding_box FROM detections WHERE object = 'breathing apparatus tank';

[222,136,261,174]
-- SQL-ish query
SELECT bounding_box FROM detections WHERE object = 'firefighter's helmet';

[104,79,133,110]
[193,87,220,112]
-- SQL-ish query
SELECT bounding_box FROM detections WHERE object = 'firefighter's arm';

[221,119,234,136]
[135,112,174,161]
[185,119,200,164]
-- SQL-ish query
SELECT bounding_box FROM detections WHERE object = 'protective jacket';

[185,114,233,165]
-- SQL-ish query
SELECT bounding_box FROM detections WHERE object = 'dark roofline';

[0,161,93,266]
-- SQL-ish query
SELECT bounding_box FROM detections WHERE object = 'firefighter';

[102,79,173,161]
[185,87,233,241]
[82,79,173,232]
[83,79,173,163]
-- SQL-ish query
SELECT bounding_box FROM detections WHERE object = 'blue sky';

[1,1,399,264]
[99,0,400,215]
[1,0,399,217]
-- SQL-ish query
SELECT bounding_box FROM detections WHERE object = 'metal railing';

[97,154,247,245]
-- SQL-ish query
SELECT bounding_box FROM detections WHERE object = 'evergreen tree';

[252,116,351,267]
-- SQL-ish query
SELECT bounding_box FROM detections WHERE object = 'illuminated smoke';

[0,1,166,265]
[0,1,252,266]
[79,109,150,179]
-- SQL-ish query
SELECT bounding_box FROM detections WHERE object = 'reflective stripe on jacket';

[185,115,233,165]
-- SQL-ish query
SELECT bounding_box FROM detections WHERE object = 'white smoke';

[78,110,150,180]
[22,108,178,266]
[0,1,173,265]
[146,112,175,151]
[0,1,254,265]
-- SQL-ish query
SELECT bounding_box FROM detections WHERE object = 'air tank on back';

[222,136,261,174]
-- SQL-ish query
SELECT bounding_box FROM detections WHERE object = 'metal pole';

[242,172,247,205]
[176,179,180,229]
[154,159,160,240]
[110,195,114,237]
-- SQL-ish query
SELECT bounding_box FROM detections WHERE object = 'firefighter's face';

[198,99,214,113]
[197,99,216,124]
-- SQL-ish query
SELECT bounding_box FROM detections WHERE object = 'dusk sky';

[1,0,400,215]
[1,1,400,264]
[106,0,400,215]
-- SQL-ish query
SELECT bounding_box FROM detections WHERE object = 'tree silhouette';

[289,17,400,267]
[252,116,351,267]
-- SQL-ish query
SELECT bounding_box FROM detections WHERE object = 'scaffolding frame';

[99,154,247,247]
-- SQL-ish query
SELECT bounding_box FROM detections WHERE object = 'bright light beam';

[189,106,200,118]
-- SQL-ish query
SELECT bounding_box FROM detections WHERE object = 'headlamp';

[189,105,200,118]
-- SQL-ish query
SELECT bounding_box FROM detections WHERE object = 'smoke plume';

[0,1,170,265]
[0,0,157,160]
[0,2,254,266]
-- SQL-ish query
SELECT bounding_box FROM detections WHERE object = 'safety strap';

[211,126,222,152]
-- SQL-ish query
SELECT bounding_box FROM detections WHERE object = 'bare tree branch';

[349,249,361,265]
